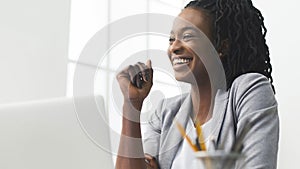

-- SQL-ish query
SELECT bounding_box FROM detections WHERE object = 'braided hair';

[185,0,275,93]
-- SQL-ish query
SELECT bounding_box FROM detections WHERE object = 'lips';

[171,56,193,72]
[172,58,192,65]
[172,57,193,65]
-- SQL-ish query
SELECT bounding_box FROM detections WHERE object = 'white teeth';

[173,58,192,65]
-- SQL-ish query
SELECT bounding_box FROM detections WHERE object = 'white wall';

[0,0,70,104]
[252,0,300,168]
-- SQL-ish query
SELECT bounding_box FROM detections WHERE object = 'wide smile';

[172,57,193,71]
[172,58,193,65]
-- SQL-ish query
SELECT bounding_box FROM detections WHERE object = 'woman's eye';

[183,34,194,41]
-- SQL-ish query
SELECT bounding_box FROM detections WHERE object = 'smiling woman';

[168,8,214,88]
[115,0,279,169]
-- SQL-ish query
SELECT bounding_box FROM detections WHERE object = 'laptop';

[0,95,114,169]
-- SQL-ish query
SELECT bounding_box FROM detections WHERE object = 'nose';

[168,39,184,55]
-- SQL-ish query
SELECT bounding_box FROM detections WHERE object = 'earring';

[219,52,223,57]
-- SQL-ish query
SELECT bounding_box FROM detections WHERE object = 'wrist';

[121,102,143,138]
[122,99,143,123]
[123,98,143,110]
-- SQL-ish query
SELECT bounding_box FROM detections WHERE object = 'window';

[67,0,190,158]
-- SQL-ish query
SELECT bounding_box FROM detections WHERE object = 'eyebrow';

[182,26,198,32]
[170,26,198,34]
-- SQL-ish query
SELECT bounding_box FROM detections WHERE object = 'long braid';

[185,0,275,93]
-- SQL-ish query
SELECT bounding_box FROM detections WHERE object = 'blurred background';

[0,0,299,168]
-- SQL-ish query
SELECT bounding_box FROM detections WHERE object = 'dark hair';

[185,0,275,93]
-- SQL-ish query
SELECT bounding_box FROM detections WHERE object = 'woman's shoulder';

[230,73,274,97]
[228,72,277,118]
[231,72,270,88]
[232,73,268,85]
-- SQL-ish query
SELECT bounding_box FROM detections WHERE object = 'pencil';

[175,121,199,152]
[195,122,207,151]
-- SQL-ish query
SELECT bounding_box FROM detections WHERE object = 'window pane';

[68,0,108,62]
[107,36,147,71]
[110,0,147,22]
[149,0,182,15]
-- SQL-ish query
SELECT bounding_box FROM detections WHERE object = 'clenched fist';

[116,60,153,105]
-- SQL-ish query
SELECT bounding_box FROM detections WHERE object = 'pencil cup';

[194,150,243,169]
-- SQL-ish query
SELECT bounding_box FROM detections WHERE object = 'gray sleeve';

[143,99,163,159]
[233,73,279,169]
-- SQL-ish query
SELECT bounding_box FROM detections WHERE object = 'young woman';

[115,0,279,168]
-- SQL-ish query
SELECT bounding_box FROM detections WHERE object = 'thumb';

[145,59,153,83]
[146,59,152,69]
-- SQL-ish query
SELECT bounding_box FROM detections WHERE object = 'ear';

[217,39,229,59]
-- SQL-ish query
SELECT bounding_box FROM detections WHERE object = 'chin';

[174,72,196,84]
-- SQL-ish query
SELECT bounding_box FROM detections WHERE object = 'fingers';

[137,60,153,88]
[145,154,159,169]
[127,65,140,88]
[135,63,145,89]
[117,60,153,91]
[116,67,130,86]
[125,61,152,89]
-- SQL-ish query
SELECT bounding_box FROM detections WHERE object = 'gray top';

[143,73,279,169]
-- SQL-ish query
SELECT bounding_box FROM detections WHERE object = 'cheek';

[190,51,205,71]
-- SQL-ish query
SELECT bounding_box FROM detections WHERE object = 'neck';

[190,80,214,125]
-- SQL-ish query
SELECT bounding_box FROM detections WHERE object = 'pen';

[175,121,199,152]
[195,138,201,151]
[195,121,207,151]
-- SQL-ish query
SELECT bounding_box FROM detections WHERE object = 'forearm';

[115,101,146,169]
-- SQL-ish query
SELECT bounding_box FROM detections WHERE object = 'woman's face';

[168,8,214,85]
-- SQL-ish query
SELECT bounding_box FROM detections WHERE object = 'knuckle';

[116,73,121,78]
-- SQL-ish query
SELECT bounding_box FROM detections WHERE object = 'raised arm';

[115,60,153,169]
